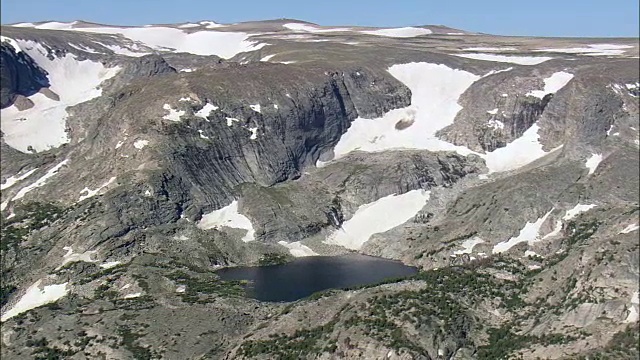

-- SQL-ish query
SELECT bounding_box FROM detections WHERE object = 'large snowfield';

[12,22,265,59]
[325,62,571,174]
[0,40,120,153]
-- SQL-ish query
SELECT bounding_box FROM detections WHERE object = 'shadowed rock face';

[95,64,413,214]
[0,43,50,108]
[118,54,177,80]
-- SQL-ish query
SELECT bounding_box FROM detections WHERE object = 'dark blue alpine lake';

[215,254,418,302]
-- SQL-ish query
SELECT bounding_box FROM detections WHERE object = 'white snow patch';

[68,43,101,54]
[325,190,431,250]
[534,44,632,56]
[1,36,22,52]
[226,117,239,126]
[133,140,149,149]
[100,261,122,269]
[453,237,485,255]
[625,291,639,323]
[249,104,261,113]
[92,41,150,57]
[455,53,552,65]
[197,130,209,139]
[10,22,36,27]
[195,103,219,119]
[1,280,68,322]
[57,246,96,270]
[13,160,68,201]
[584,153,603,175]
[1,41,120,153]
[526,71,575,99]
[162,104,185,122]
[278,241,318,257]
[484,67,514,77]
[273,104,279,110]
[463,47,517,52]
[1,168,39,190]
[78,177,117,202]
[607,125,614,136]
[360,27,432,38]
[528,264,542,270]
[563,204,597,221]
[260,54,276,62]
[123,292,142,299]
[620,224,639,234]
[484,124,562,173]
[197,200,255,242]
[248,127,258,140]
[329,63,480,160]
[486,119,505,130]
[176,285,186,293]
[487,108,499,115]
[493,210,553,253]
[115,141,124,149]
[524,250,539,257]
[326,62,561,174]
[180,68,194,73]
[200,21,225,29]
[1,201,9,212]
[32,21,78,30]
[178,23,200,28]
[121,284,131,290]
[283,23,350,33]
[68,26,264,59]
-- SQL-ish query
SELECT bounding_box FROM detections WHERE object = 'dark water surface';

[215,254,418,302]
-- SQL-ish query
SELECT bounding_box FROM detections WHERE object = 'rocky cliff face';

[239,150,483,243]
[0,42,49,109]
[90,63,412,215]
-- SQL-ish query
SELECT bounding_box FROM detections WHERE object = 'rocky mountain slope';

[0,19,638,359]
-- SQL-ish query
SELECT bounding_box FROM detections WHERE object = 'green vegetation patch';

[258,253,289,266]
[1,202,67,251]
[166,270,245,303]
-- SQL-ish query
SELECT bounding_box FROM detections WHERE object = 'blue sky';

[1,0,638,37]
